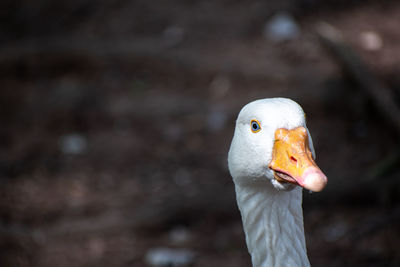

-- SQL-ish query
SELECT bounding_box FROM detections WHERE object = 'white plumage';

[228,98,327,267]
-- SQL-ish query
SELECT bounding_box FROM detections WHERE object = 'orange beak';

[268,127,327,192]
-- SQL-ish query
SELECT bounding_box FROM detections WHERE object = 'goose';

[228,98,327,267]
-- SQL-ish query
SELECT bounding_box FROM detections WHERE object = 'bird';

[228,98,327,267]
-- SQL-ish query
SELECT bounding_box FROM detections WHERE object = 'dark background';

[1,0,399,266]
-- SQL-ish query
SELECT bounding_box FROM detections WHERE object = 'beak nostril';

[290,156,297,163]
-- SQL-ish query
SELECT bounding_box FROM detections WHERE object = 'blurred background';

[1,0,400,266]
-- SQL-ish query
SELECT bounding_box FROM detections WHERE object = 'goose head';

[228,98,327,192]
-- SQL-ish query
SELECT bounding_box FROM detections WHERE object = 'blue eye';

[251,120,261,133]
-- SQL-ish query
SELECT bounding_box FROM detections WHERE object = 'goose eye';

[250,119,261,133]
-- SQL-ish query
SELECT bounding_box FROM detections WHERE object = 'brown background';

[0,0,399,266]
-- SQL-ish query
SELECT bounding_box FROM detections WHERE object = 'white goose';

[228,98,327,267]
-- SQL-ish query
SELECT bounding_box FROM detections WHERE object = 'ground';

[0,1,399,266]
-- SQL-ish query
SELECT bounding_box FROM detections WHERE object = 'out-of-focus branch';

[316,22,400,136]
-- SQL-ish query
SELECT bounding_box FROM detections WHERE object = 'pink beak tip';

[301,168,328,192]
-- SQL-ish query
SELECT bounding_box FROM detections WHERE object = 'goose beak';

[268,127,327,192]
